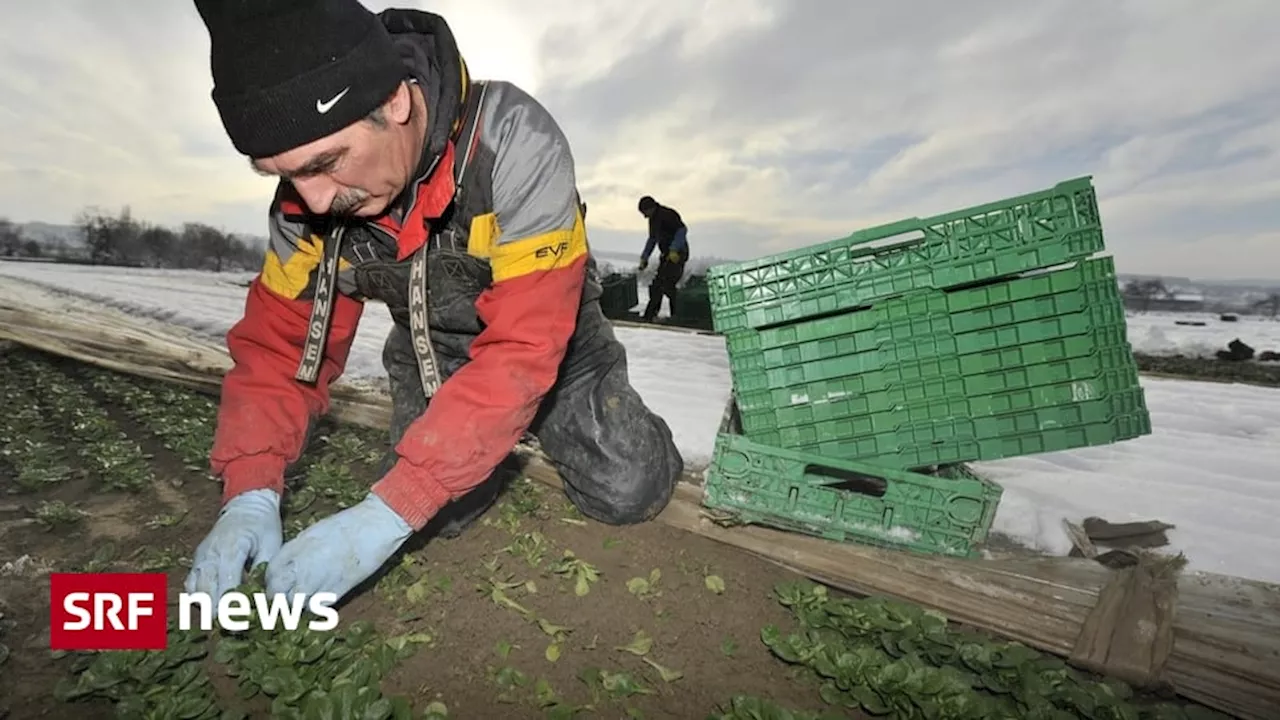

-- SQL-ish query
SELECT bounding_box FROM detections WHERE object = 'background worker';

[637,195,689,322]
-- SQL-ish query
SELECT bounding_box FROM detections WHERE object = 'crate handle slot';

[843,219,927,249]
[803,464,887,498]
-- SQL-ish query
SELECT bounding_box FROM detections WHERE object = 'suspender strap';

[294,224,346,385]
[408,247,442,397]
[407,80,489,398]
[453,81,488,200]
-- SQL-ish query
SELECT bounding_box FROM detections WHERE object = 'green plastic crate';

[731,308,1129,400]
[739,359,1140,435]
[779,398,1151,470]
[734,329,1136,417]
[703,433,1003,557]
[855,410,1153,471]
[729,272,1123,376]
[600,272,638,319]
[725,256,1118,360]
[707,176,1105,332]
[753,385,1146,452]
[671,280,714,331]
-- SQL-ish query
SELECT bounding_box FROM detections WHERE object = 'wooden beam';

[1069,556,1180,690]
[609,318,718,336]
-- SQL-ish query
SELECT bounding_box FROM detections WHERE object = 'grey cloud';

[534,0,1280,279]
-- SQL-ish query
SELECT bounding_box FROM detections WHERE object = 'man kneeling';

[184,0,682,603]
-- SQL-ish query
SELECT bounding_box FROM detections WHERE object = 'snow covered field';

[1126,310,1280,358]
[2,260,1278,586]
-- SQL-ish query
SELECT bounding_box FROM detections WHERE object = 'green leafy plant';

[14,355,154,492]
[486,477,547,533]
[297,455,366,510]
[211,568,431,718]
[578,667,653,703]
[1,356,81,492]
[626,568,663,600]
[551,550,600,597]
[6,439,76,492]
[318,431,382,466]
[480,573,537,619]
[376,553,451,608]
[615,630,654,657]
[32,499,89,530]
[538,617,573,663]
[502,531,551,568]
[493,664,532,703]
[764,582,1232,720]
[145,510,188,529]
[84,367,217,476]
[279,426,387,538]
[53,627,225,719]
[128,545,190,572]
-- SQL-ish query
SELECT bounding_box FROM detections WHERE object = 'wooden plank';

[3,276,1280,720]
[609,318,718,336]
[1069,555,1180,690]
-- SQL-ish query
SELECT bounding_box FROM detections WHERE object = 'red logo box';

[49,573,169,650]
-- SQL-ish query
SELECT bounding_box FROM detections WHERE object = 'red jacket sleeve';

[371,233,587,529]
[371,84,589,529]
[211,208,364,504]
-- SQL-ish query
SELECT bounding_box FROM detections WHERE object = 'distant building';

[1123,292,1205,313]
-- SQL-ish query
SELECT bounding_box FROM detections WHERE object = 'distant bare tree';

[47,236,69,258]
[65,206,260,272]
[1254,293,1280,319]
[138,226,177,268]
[75,207,108,262]
[1122,278,1170,312]
[0,218,20,256]
[76,206,146,266]
[181,223,234,271]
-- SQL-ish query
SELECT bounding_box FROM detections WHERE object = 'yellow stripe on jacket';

[260,234,352,300]
[487,210,588,284]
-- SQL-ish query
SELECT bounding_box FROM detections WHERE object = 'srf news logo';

[49,573,339,650]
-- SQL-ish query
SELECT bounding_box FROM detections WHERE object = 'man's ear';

[384,81,413,125]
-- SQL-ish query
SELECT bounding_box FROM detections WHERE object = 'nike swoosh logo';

[316,87,350,114]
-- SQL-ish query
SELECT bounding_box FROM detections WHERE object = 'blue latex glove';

[265,492,414,602]
[184,489,283,600]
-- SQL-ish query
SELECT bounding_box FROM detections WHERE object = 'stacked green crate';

[671,274,715,330]
[599,272,639,320]
[701,176,1150,557]
[731,256,1147,467]
[703,433,1003,558]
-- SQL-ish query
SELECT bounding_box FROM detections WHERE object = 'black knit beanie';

[195,0,408,159]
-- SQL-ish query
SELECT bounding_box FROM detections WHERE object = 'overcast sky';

[1,0,1278,280]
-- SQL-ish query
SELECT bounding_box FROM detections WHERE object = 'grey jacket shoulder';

[473,81,579,245]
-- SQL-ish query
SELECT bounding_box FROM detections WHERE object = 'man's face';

[251,83,418,218]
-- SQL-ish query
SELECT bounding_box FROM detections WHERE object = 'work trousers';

[378,296,683,538]
[642,260,685,322]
